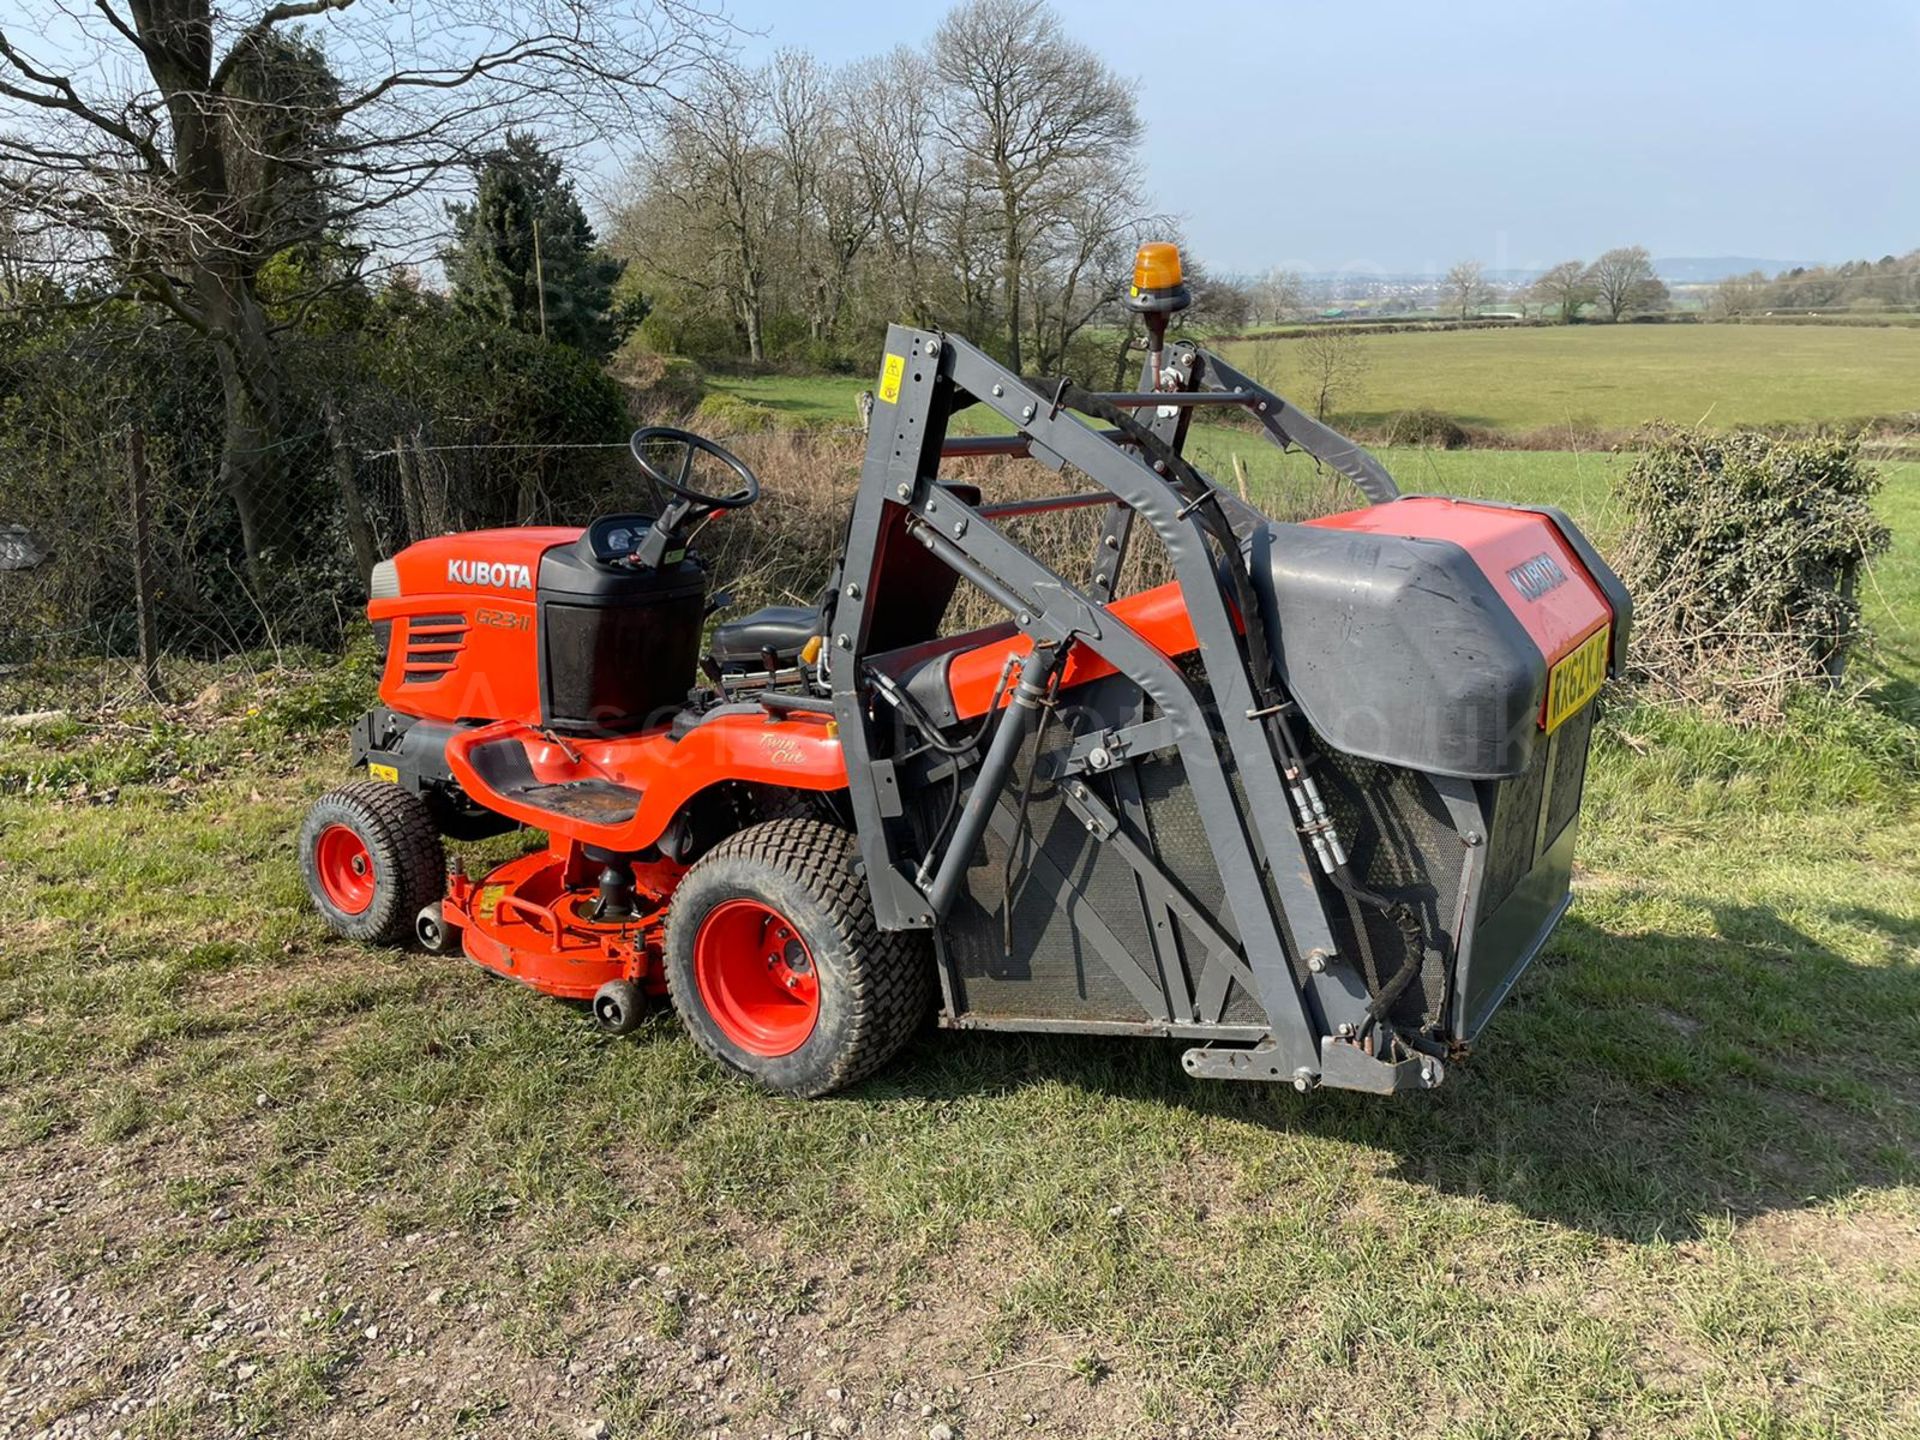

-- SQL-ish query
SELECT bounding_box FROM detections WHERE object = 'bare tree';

[768,54,875,349]
[1250,266,1306,326]
[1584,245,1669,321]
[1530,259,1592,323]
[1708,269,1769,320]
[0,0,721,573]
[1295,326,1370,421]
[617,63,782,362]
[842,48,946,329]
[931,0,1140,372]
[1444,259,1492,320]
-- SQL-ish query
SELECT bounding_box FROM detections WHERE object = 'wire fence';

[0,310,1372,713]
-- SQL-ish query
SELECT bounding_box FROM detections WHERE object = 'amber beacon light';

[1126,241,1191,315]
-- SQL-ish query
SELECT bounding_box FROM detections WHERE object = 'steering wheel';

[628,426,761,514]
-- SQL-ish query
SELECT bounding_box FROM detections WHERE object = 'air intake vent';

[402,613,467,684]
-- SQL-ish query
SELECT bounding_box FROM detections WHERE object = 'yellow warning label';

[367,762,399,783]
[878,352,905,404]
[477,884,505,922]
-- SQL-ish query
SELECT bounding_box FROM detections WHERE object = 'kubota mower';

[301,242,1628,1097]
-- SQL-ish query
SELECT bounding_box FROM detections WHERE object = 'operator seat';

[710,604,822,668]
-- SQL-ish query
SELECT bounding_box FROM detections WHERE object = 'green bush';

[1616,427,1890,714]
[1381,407,1469,449]
[608,338,706,418]
[692,392,779,435]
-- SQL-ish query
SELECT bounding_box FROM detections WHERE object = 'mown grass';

[709,324,1920,437]
[2,672,1917,1436]
[6,352,1918,1433]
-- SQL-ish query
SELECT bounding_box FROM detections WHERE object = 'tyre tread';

[667,818,930,1096]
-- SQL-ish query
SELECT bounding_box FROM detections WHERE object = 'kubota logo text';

[448,558,532,590]
[1506,553,1567,602]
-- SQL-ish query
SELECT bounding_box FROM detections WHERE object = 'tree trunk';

[1002,217,1023,373]
[323,400,379,591]
[198,266,289,578]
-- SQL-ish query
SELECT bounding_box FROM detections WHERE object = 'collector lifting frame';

[828,324,1447,1095]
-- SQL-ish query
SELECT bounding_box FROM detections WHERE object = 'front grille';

[402,613,467,684]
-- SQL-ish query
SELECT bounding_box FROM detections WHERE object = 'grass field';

[4,435,1918,1437]
[710,323,1920,437]
[8,322,1920,1437]
[1219,324,1920,433]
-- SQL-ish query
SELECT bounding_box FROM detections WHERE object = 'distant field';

[1219,323,1920,434]
[709,324,1920,436]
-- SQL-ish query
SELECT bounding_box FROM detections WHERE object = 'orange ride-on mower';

[301,243,1628,1098]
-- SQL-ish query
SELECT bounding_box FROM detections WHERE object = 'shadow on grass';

[878,905,1920,1244]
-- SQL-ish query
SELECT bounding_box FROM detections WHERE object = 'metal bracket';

[1318,1037,1444,1093]
[1054,715,1178,779]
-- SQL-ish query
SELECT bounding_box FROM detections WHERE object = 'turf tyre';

[300,780,446,946]
[665,819,931,1097]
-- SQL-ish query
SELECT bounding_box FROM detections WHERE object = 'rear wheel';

[665,819,930,1097]
[300,781,445,945]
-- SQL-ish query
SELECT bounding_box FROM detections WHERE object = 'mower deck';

[442,847,679,1000]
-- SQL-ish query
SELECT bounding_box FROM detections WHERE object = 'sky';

[717,0,1920,276]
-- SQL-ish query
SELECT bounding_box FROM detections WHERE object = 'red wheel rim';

[693,899,819,1057]
[314,823,377,915]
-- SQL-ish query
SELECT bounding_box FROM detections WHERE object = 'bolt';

[1103,535,1119,550]
[845,582,861,600]
[1292,1067,1317,1093]
[1020,403,1035,422]
[1017,611,1031,625]
[1306,949,1329,973]
[1336,1022,1355,1038]
[835,634,851,650]
[895,482,911,499]
[1085,819,1099,834]
[991,383,1004,397]
[786,975,799,990]
[1088,747,1111,771]
[952,520,967,537]
[1464,830,1484,846]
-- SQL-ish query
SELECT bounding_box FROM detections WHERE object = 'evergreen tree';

[445,133,623,356]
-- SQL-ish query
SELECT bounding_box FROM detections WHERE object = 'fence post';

[324,399,379,591]
[396,433,425,543]
[126,425,168,703]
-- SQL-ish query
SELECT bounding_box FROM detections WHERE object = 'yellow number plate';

[367,762,399,783]
[1544,626,1609,733]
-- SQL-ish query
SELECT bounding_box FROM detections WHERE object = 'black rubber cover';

[1249,523,1547,780]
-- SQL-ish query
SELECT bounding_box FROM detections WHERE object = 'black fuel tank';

[536,533,706,735]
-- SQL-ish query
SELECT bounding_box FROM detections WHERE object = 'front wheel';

[300,781,445,946]
[664,820,931,1097]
